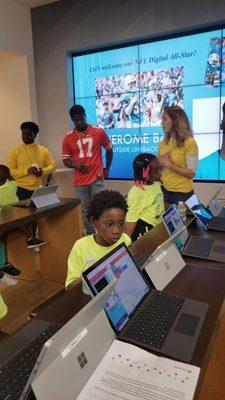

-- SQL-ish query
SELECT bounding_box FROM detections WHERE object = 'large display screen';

[72,27,225,181]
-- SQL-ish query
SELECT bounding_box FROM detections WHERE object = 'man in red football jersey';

[62,105,113,233]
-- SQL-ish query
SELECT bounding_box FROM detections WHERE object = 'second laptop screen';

[84,245,149,332]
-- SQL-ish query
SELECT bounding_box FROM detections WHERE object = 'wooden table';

[33,266,225,400]
[128,220,225,399]
[1,218,225,399]
[131,217,225,271]
[0,198,82,282]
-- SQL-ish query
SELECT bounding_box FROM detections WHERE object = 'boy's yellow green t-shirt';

[158,136,198,193]
[0,294,7,319]
[0,180,18,206]
[66,233,131,288]
[126,182,165,227]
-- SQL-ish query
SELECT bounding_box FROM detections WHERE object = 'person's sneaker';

[27,237,47,249]
[0,273,18,286]
[3,262,21,276]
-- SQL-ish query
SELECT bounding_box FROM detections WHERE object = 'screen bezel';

[82,242,154,333]
[185,194,213,230]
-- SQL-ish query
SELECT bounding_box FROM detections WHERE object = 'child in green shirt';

[0,293,7,319]
[66,190,131,289]
[0,165,20,285]
[125,153,165,241]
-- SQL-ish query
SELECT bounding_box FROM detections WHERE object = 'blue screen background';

[72,28,225,180]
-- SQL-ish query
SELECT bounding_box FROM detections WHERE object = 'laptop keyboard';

[123,291,185,349]
[132,253,150,269]
[0,323,61,400]
[209,217,225,231]
[184,237,214,258]
[219,208,225,218]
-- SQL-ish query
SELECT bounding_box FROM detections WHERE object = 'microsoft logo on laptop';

[77,352,88,369]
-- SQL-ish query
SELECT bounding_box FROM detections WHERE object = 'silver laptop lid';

[207,187,223,216]
[31,185,59,198]
[142,226,186,290]
[150,225,188,260]
[207,186,223,206]
[32,308,115,400]
[20,280,116,400]
[29,185,60,208]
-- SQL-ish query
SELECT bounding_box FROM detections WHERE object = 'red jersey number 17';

[77,137,93,158]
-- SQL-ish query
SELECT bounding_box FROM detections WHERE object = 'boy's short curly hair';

[87,190,127,221]
[20,121,39,134]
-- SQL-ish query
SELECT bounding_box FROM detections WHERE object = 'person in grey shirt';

[98,102,116,129]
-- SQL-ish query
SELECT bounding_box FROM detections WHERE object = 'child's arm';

[66,277,82,291]
[124,221,137,239]
[65,241,84,290]
[125,188,144,239]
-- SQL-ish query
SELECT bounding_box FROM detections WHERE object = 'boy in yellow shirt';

[7,121,56,199]
[125,153,165,241]
[66,190,131,289]
[7,121,56,248]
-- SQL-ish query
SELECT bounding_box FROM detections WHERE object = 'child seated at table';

[0,292,7,320]
[0,241,18,286]
[65,190,131,290]
[0,165,45,283]
[124,153,165,242]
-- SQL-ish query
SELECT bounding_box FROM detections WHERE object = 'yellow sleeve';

[184,137,198,157]
[65,241,84,288]
[7,149,28,179]
[123,233,132,247]
[42,148,56,175]
[0,294,7,319]
[126,188,145,223]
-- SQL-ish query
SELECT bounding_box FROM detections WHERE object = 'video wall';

[72,27,225,181]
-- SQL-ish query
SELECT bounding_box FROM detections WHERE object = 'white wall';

[0,0,37,163]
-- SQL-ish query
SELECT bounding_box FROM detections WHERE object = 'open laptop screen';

[162,205,189,251]
[185,194,213,229]
[82,244,149,332]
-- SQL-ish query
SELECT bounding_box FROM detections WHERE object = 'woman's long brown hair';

[163,106,193,147]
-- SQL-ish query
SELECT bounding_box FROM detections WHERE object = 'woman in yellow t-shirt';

[158,106,198,204]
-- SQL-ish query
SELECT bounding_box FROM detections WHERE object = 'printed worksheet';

[77,340,200,400]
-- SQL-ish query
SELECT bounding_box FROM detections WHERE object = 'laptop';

[137,226,187,290]
[206,187,225,218]
[185,194,225,232]
[163,204,225,262]
[82,242,208,362]
[0,319,62,400]
[19,281,116,400]
[0,282,116,400]
[13,185,60,209]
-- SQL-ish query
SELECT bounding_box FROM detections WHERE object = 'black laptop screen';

[83,244,149,332]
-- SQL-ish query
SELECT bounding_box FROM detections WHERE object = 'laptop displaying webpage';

[84,245,149,333]
[162,205,189,252]
[185,194,213,228]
